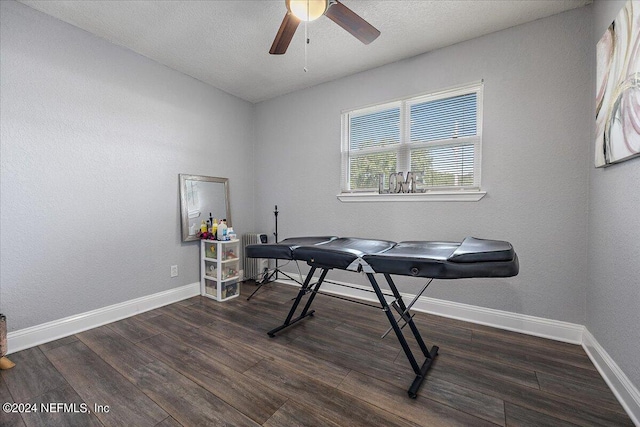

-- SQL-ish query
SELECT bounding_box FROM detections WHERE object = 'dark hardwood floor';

[1,282,633,426]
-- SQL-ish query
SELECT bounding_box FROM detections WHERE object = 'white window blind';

[341,82,482,194]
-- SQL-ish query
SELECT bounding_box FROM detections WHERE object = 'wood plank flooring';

[0,282,633,427]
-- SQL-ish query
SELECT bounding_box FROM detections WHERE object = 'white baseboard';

[276,277,584,344]
[582,329,640,426]
[409,295,584,344]
[7,282,200,354]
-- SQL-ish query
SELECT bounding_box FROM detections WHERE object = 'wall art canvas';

[595,0,640,167]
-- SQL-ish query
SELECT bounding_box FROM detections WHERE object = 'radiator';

[242,233,268,282]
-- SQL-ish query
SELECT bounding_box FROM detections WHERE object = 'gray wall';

[254,7,593,324]
[0,1,255,332]
[587,0,640,391]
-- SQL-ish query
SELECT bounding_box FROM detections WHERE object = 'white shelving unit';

[200,239,240,301]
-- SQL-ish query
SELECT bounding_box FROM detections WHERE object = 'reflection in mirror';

[179,174,231,242]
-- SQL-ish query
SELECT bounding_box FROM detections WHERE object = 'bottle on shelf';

[227,227,236,241]
[217,219,228,241]
[212,219,218,239]
[200,220,207,233]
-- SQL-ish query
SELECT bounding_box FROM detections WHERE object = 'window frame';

[339,81,486,202]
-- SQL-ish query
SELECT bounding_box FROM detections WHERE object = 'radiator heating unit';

[242,233,268,282]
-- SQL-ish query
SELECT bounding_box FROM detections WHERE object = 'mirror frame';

[179,174,231,242]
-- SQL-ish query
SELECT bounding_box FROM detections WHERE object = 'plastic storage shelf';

[200,239,240,301]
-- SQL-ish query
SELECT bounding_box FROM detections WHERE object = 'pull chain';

[303,0,309,72]
[304,20,309,72]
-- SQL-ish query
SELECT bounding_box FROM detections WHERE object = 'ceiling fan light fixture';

[287,0,328,22]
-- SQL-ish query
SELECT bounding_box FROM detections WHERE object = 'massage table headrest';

[449,237,516,263]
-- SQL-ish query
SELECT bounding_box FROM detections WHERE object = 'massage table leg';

[384,274,432,358]
[298,268,329,318]
[366,273,439,398]
[267,267,329,337]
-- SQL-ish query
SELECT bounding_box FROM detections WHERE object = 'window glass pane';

[410,93,477,143]
[350,107,400,150]
[411,144,475,187]
[342,83,481,193]
[349,152,397,190]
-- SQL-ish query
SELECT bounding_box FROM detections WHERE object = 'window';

[340,82,483,199]
[186,180,201,219]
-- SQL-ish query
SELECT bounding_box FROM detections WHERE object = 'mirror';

[179,174,231,242]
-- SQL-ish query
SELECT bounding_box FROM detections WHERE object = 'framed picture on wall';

[595,0,640,167]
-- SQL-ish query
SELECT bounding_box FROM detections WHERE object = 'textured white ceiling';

[18,0,591,103]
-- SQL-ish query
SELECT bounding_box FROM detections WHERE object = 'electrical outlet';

[170,265,178,277]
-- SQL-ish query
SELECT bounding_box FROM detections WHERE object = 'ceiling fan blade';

[270,12,301,55]
[325,0,380,45]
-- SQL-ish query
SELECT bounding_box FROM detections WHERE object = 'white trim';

[411,294,583,344]
[341,81,484,194]
[340,80,485,114]
[582,329,640,426]
[7,282,200,354]
[275,276,583,344]
[337,190,487,203]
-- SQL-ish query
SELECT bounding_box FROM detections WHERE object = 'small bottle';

[217,219,228,241]
[200,220,207,233]
[227,227,236,241]
[212,219,218,240]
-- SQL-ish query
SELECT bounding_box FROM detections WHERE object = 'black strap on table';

[266,268,438,398]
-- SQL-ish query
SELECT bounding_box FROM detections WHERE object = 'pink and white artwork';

[595,0,640,167]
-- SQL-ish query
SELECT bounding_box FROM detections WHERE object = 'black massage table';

[245,236,518,398]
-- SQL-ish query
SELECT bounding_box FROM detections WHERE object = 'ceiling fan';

[270,0,380,55]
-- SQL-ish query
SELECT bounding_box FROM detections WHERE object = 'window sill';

[336,190,486,202]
